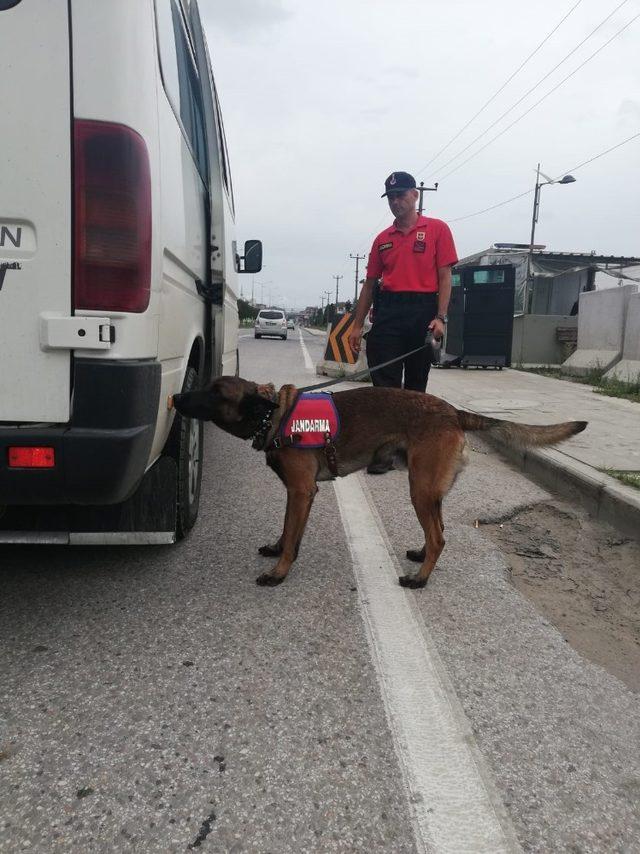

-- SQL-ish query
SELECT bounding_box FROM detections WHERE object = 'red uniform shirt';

[365,215,458,293]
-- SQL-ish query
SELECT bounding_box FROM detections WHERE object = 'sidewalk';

[427,367,640,541]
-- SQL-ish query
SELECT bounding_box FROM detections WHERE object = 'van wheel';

[255,333,261,339]
[166,366,203,540]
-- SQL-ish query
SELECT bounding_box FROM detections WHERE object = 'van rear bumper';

[0,359,161,505]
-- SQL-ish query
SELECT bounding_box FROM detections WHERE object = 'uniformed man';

[348,171,458,392]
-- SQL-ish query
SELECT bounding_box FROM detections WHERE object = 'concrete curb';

[485,436,640,543]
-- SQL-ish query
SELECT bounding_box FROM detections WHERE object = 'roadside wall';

[604,292,640,383]
[512,314,577,365]
[562,284,638,376]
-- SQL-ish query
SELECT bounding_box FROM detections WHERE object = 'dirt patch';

[479,502,640,693]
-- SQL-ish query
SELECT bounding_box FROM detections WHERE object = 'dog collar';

[249,387,280,451]
[251,412,274,451]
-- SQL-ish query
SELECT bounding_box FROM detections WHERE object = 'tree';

[238,298,257,324]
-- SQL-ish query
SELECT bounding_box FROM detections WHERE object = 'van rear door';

[0,0,72,423]
[187,2,227,288]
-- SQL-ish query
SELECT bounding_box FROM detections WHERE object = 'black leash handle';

[297,331,439,394]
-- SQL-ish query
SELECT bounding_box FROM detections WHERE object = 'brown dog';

[171,376,586,588]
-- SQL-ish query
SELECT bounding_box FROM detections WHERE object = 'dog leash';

[296,331,439,394]
[251,332,440,473]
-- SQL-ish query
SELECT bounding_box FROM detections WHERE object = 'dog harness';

[278,392,340,447]
[268,392,341,475]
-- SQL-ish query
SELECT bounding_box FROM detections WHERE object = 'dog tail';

[455,409,587,449]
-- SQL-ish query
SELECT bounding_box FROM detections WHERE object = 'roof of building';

[457,245,640,268]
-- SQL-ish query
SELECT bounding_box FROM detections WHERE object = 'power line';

[448,131,640,223]
[336,3,635,287]
[418,0,585,174]
[426,0,633,180]
[560,130,640,176]
[438,11,639,182]
[449,189,535,223]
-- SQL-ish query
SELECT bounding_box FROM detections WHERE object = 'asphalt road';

[1,328,639,854]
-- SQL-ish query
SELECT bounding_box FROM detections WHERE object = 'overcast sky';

[202,0,640,310]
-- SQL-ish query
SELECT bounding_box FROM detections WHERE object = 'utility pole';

[324,289,332,323]
[525,164,542,316]
[349,253,366,304]
[524,164,576,314]
[333,274,343,317]
[417,180,438,215]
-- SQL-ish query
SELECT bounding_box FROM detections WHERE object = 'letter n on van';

[0,225,22,248]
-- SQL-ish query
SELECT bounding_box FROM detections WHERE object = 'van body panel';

[220,294,240,374]
[0,360,159,505]
[0,0,72,422]
[153,15,208,459]
[70,0,162,363]
[0,0,249,534]
[188,4,238,375]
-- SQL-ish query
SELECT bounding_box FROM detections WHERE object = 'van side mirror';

[239,239,262,274]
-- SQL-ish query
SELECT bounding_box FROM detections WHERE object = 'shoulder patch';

[378,241,393,251]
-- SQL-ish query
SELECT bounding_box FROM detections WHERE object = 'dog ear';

[256,383,276,399]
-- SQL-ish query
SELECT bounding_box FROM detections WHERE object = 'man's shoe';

[366,459,394,475]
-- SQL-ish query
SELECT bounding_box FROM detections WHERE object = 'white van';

[0,0,261,543]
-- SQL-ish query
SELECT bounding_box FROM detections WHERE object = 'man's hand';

[348,323,364,354]
[428,317,445,340]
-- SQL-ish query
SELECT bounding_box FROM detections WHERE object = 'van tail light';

[73,120,151,312]
[8,447,56,468]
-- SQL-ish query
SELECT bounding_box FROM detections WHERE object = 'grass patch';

[602,469,640,491]
[516,366,640,404]
[593,377,640,403]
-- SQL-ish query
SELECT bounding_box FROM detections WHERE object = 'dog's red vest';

[279,392,340,448]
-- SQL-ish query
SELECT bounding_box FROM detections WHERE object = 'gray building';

[455,244,640,315]
[452,244,640,365]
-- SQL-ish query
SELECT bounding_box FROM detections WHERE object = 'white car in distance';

[255,309,287,340]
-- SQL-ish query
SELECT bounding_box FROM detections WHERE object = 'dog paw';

[258,544,281,557]
[405,547,426,563]
[398,574,428,589]
[256,573,285,587]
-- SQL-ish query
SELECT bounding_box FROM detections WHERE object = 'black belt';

[379,291,437,302]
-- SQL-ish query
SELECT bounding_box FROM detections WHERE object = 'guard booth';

[444,265,515,368]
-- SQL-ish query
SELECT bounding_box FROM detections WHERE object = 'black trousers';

[365,292,438,392]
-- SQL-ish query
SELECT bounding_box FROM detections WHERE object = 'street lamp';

[524,164,576,313]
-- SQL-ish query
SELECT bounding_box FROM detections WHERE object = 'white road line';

[334,473,521,854]
[298,328,315,373]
